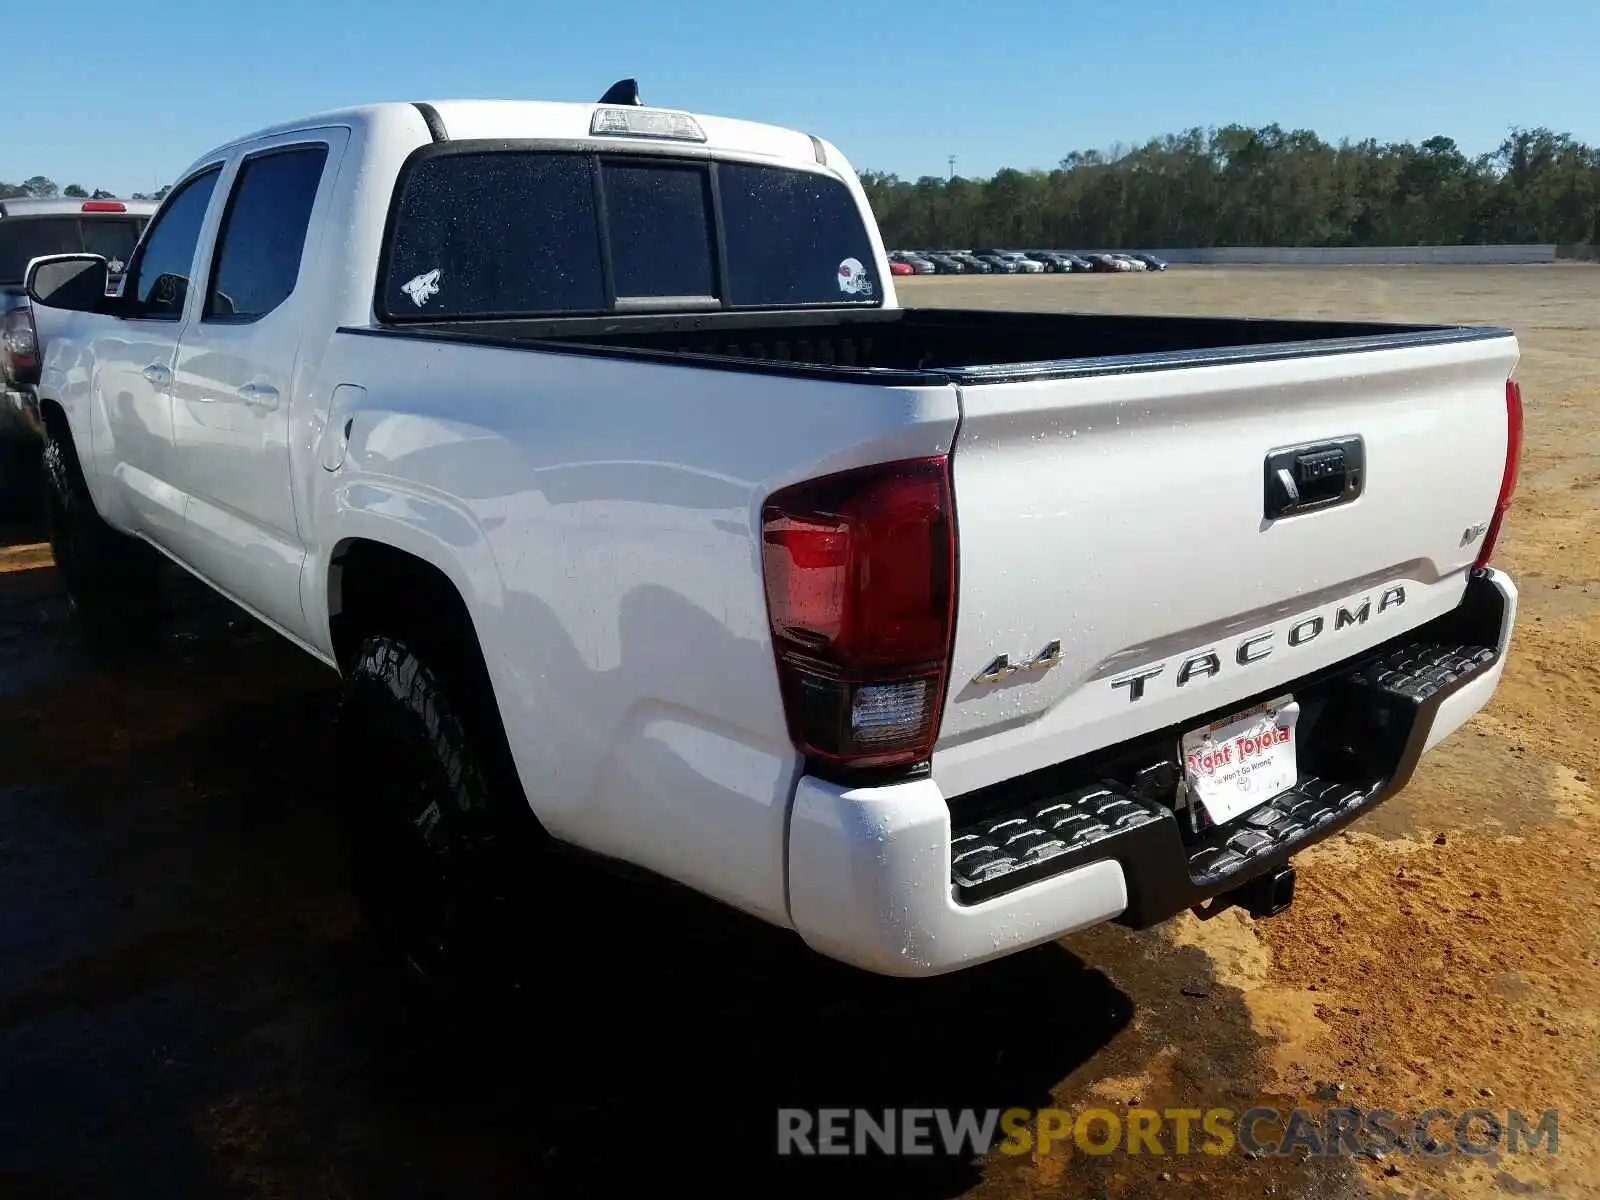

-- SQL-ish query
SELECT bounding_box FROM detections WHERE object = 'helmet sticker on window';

[401,268,442,307]
[837,257,873,296]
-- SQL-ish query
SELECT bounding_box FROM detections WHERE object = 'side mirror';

[26,254,111,314]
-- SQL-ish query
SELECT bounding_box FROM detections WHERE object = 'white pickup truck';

[24,87,1522,991]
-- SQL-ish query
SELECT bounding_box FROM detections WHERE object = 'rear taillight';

[0,306,39,386]
[81,200,126,212]
[1475,378,1524,568]
[761,456,957,773]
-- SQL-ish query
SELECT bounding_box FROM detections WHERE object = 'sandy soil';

[0,266,1594,1199]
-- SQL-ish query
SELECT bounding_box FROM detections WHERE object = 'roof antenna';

[598,78,642,106]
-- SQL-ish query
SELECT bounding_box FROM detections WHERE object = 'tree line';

[862,125,1600,250]
[0,177,170,202]
[9,123,1599,249]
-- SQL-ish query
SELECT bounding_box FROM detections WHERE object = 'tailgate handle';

[1264,436,1364,520]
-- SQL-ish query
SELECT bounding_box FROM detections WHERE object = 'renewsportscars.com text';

[777,1106,1559,1159]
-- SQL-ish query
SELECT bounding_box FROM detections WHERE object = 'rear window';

[0,216,144,283]
[601,161,716,299]
[380,149,879,320]
[81,219,144,267]
[717,162,877,306]
[385,154,604,316]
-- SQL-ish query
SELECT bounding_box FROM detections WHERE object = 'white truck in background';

[0,197,154,501]
[23,84,1522,994]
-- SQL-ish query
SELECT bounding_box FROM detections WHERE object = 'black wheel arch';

[329,538,484,677]
[328,537,537,832]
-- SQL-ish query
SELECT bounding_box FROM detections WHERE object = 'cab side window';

[204,145,329,321]
[122,167,222,320]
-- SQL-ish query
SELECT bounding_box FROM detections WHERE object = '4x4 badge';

[973,640,1062,685]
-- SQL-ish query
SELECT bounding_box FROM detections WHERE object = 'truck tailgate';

[935,331,1519,800]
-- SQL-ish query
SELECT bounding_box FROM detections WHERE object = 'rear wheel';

[41,419,165,655]
[338,633,540,1003]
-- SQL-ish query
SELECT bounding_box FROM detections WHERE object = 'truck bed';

[339,297,1519,814]
[345,307,1508,384]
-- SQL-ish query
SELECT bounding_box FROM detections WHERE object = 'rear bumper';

[787,568,1516,977]
[0,387,42,442]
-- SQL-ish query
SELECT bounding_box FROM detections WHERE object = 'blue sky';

[12,0,1598,196]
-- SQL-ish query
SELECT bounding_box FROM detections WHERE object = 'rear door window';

[205,145,329,320]
[379,150,880,320]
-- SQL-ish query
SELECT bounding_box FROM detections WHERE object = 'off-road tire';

[41,420,165,655]
[338,634,539,1004]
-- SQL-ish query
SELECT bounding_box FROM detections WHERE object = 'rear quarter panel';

[308,334,958,924]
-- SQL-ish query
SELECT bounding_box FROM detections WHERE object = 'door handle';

[238,382,280,410]
[1264,436,1365,520]
[141,363,172,387]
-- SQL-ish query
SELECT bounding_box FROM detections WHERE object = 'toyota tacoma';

[22,85,1522,990]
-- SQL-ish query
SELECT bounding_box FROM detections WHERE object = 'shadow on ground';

[0,534,1366,1200]
[0,548,1144,1200]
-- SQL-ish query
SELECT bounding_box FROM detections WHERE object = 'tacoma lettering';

[1109,665,1164,702]
[1112,587,1408,702]
[1177,652,1221,686]
[1288,616,1324,646]
[1335,599,1371,630]
[1237,633,1274,664]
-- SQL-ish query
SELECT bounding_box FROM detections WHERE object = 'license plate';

[1180,695,1301,826]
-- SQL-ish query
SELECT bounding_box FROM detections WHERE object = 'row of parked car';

[887,249,1170,275]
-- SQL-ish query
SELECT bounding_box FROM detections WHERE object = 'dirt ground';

[1,266,1595,1199]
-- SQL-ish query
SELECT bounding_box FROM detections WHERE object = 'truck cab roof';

[184,99,843,181]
